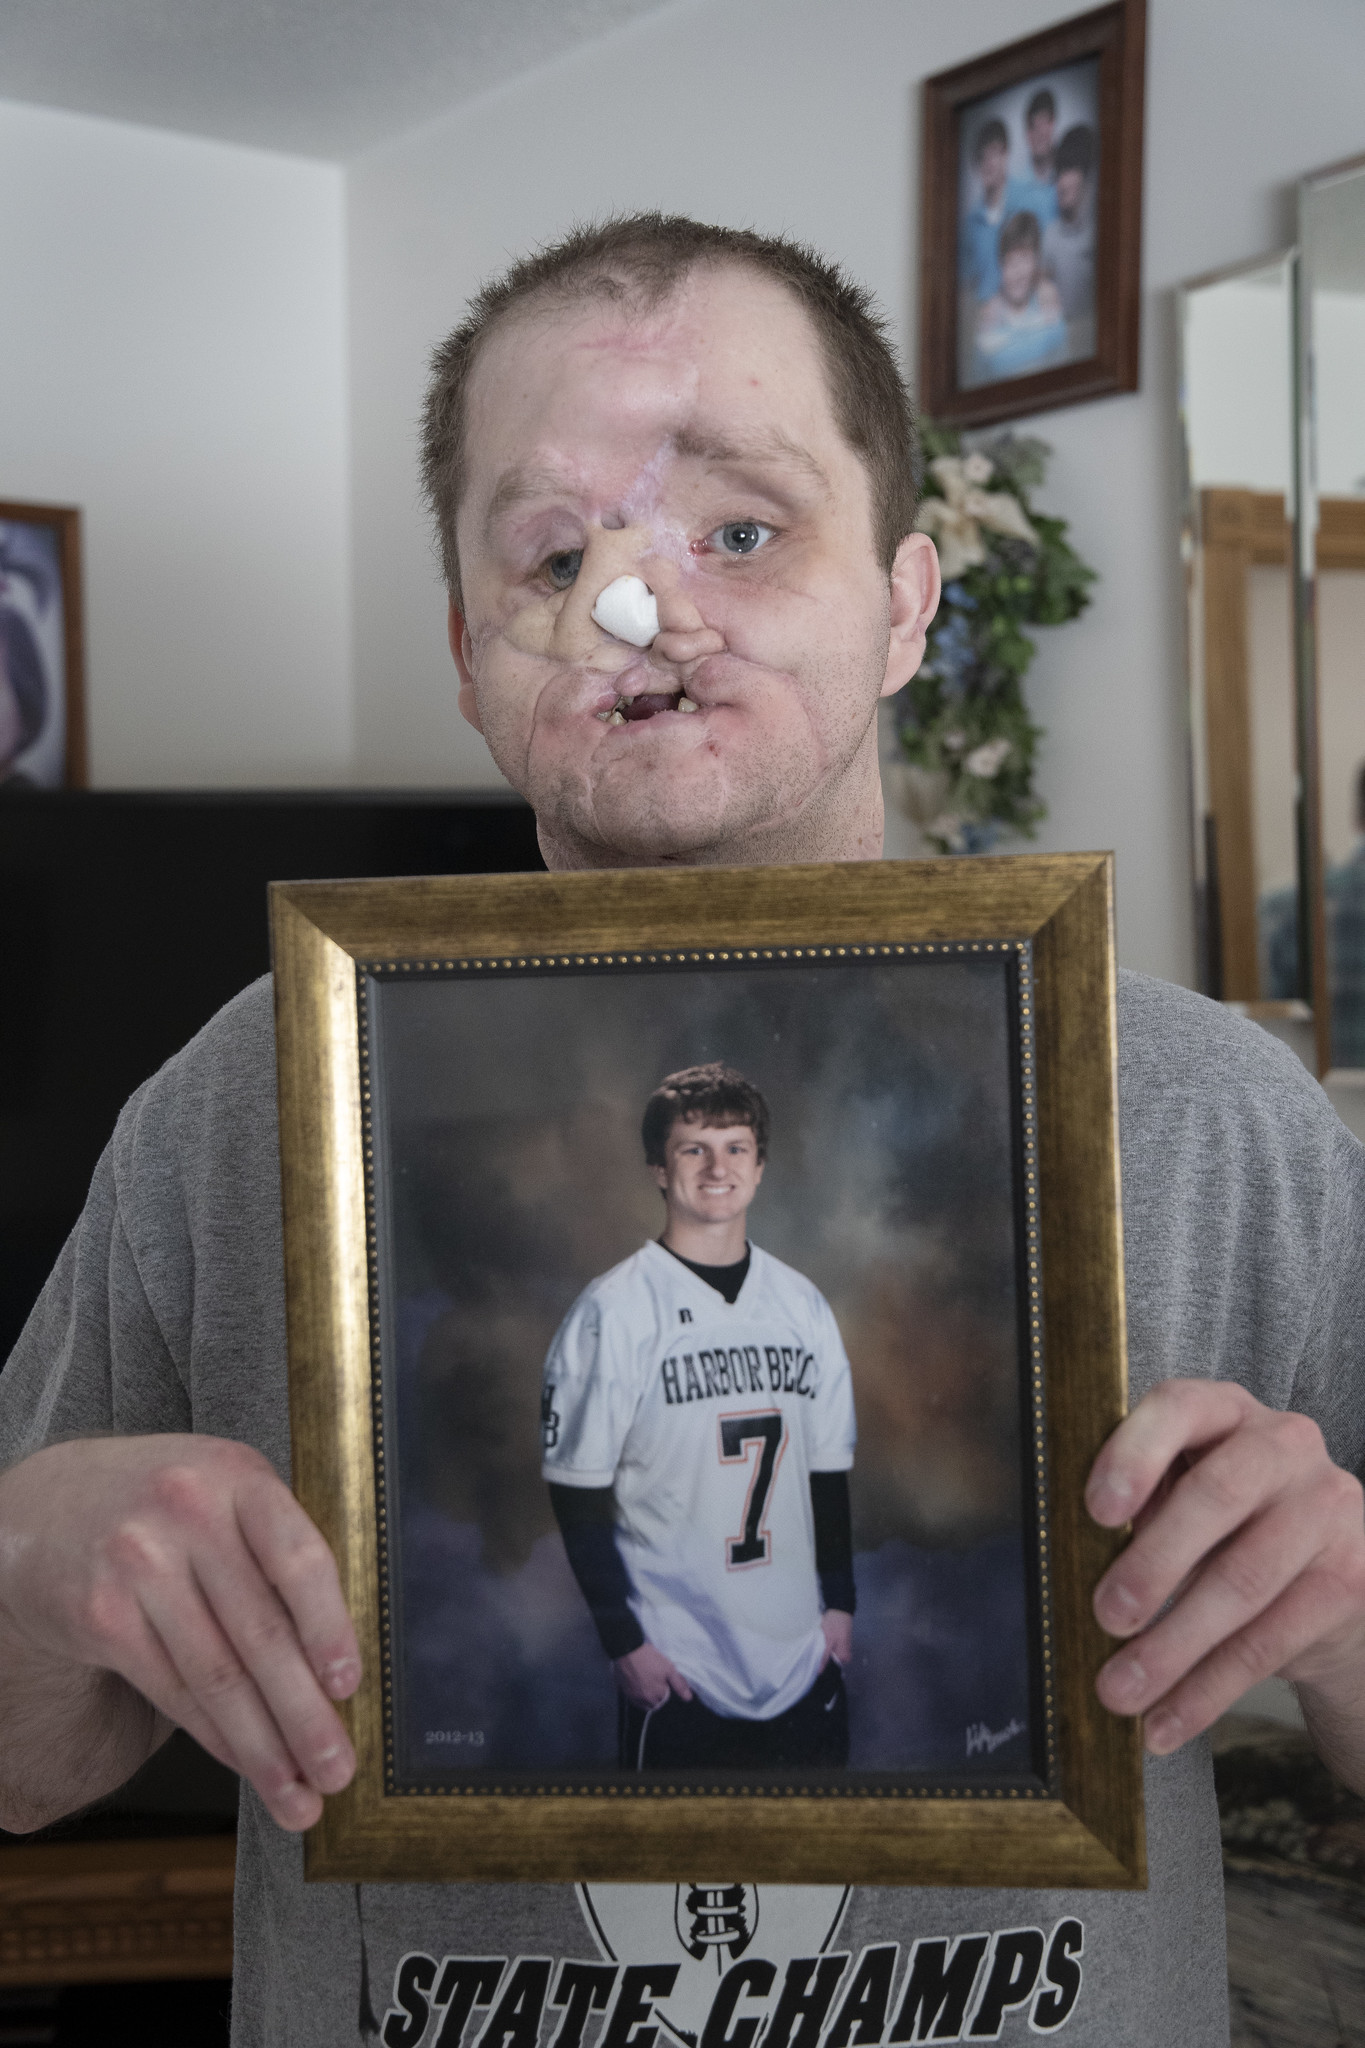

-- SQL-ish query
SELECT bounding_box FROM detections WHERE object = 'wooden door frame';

[1198,489,1365,1020]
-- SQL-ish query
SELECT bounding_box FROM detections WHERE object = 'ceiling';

[0,0,677,160]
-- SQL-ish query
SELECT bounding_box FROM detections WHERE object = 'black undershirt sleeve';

[810,1470,856,1614]
[548,1482,645,1660]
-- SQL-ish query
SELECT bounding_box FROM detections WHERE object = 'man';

[1041,124,1097,338]
[1,214,1363,2047]
[543,1064,856,1771]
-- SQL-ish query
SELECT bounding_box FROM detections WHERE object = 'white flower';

[924,810,967,853]
[964,737,1012,780]
[942,728,968,753]
[962,451,995,484]
[915,455,1040,581]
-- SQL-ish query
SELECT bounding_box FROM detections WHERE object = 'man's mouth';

[595,686,699,726]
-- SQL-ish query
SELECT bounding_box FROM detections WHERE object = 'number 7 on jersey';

[719,1410,787,1569]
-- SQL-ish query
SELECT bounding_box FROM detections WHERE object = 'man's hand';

[820,1609,853,1668]
[613,1643,692,1710]
[1087,1380,1365,1782]
[0,1435,361,1833]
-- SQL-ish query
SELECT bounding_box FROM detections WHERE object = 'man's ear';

[448,597,483,733]
[880,531,942,699]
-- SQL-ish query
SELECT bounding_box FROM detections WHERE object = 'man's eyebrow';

[671,425,832,495]
[482,464,578,536]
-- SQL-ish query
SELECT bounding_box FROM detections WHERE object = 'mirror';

[1179,252,1299,1005]
[1299,155,1365,1076]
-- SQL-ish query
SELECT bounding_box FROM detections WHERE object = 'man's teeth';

[596,693,699,723]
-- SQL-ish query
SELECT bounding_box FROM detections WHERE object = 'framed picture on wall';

[271,854,1143,1889]
[919,0,1146,428]
[0,500,86,789]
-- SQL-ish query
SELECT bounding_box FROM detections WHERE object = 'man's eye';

[544,549,583,589]
[706,521,775,557]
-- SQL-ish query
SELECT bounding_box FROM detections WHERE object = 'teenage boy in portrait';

[2,215,1364,2048]
[959,115,1016,304]
[543,1064,856,1772]
[1043,123,1098,340]
[1011,85,1061,228]
[974,210,1069,382]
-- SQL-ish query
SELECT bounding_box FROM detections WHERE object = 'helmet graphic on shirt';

[578,1883,849,2047]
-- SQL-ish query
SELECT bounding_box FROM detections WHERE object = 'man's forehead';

[465,268,835,477]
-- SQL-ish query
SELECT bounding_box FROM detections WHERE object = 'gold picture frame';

[271,854,1142,1888]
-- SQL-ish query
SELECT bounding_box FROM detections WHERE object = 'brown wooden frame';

[1195,489,1365,1024]
[919,0,1145,428]
[0,499,86,788]
[271,855,1141,1890]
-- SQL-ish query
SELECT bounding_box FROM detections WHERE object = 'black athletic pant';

[619,1659,849,1770]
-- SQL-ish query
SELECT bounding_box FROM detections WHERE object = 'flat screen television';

[0,789,542,1364]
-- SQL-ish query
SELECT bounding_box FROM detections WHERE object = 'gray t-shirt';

[3,970,1364,2048]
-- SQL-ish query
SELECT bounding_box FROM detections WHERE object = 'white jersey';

[541,1239,856,1720]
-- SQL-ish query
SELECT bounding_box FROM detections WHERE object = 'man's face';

[1027,112,1055,168]
[1000,246,1040,309]
[652,1119,763,1230]
[1056,167,1086,222]
[448,263,937,868]
[977,140,1009,205]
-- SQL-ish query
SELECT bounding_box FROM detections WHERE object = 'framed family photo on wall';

[271,855,1143,1890]
[0,500,85,789]
[918,0,1146,427]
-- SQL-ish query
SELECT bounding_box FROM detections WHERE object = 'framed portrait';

[0,501,86,789]
[918,0,1146,428]
[272,854,1142,1888]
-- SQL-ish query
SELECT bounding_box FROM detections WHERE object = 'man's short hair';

[642,1063,770,1168]
[421,212,920,598]
[1026,88,1057,125]
[1054,124,1096,178]
[999,210,1042,259]
[972,117,1009,163]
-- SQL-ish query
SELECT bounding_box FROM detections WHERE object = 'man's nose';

[546,525,724,665]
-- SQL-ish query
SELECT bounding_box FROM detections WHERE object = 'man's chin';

[530,748,788,868]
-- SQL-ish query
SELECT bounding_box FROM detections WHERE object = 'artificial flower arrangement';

[894,425,1097,854]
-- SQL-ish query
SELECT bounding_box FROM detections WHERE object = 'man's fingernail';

[313,1744,353,1791]
[1097,1579,1141,1628]
[1088,1473,1134,1520]
[279,1781,317,1827]
[1104,1655,1146,1708]
[1145,1709,1183,1753]
[322,1658,360,1697]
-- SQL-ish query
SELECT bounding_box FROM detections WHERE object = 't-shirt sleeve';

[0,1097,192,1469]
[808,1293,857,1473]
[1292,1117,1365,1481]
[540,1290,640,1489]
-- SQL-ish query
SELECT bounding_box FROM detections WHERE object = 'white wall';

[346,0,1365,985]
[0,98,350,785]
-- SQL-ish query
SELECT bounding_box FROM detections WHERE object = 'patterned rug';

[1214,1714,1365,2046]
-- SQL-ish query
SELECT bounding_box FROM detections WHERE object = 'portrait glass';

[365,946,1048,1798]
[956,58,1101,393]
